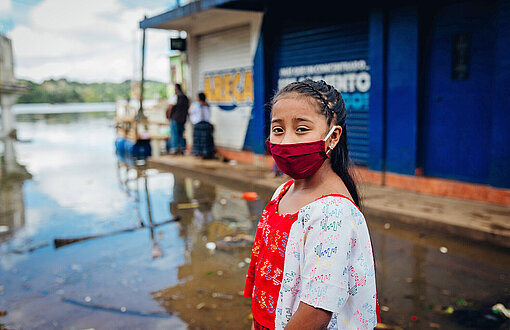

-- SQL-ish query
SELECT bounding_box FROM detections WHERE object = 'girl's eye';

[272,127,283,134]
[296,127,309,133]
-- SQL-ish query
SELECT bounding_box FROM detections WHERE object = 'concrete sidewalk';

[148,155,510,249]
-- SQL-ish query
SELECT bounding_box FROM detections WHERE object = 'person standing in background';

[166,83,189,155]
[189,92,215,159]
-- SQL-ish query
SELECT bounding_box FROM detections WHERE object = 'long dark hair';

[271,79,361,207]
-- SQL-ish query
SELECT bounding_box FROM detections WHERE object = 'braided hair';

[271,79,361,207]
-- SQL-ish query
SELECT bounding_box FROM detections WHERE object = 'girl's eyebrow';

[271,118,283,124]
[294,117,313,123]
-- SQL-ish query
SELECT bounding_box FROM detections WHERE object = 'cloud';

[0,0,11,13]
[8,0,175,82]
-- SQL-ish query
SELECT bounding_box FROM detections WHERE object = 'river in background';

[0,105,509,329]
[12,102,116,115]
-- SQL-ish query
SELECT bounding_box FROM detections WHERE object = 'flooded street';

[1,111,509,329]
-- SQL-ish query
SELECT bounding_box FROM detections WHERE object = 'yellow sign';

[203,69,253,103]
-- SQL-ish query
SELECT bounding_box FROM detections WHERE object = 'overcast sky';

[1,0,181,83]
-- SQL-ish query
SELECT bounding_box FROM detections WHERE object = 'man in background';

[166,83,189,155]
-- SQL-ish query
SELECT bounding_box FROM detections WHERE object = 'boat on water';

[114,98,170,161]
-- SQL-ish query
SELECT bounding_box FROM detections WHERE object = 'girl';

[244,80,380,329]
[189,92,215,159]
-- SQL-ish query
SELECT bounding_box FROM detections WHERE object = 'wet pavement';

[0,111,509,329]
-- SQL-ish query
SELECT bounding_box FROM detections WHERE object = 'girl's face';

[270,95,330,144]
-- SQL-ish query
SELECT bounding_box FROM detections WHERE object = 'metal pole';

[137,19,147,122]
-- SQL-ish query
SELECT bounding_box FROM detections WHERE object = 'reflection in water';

[0,112,508,329]
[154,175,267,329]
[0,135,31,240]
[0,113,187,329]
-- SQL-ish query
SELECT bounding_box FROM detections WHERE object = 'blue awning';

[139,0,263,29]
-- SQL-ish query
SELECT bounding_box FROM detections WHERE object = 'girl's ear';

[329,126,342,149]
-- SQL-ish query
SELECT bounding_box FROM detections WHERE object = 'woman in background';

[189,92,215,159]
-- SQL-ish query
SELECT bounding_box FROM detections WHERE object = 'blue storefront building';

[141,0,510,203]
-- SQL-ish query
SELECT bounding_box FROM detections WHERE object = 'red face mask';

[266,126,337,179]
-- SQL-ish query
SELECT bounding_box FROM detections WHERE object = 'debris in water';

[374,323,404,329]
[384,223,391,230]
[492,303,510,318]
[120,306,127,312]
[439,246,448,254]
[444,306,454,314]
[212,292,233,300]
[85,296,92,302]
[205,242,216,250]
[177,202,199,209]
[242,192,258,201]
[216,234,254,250]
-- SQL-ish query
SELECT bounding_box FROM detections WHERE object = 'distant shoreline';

[12,102,116,115]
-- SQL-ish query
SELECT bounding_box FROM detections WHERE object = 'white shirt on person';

[189,101,211,125]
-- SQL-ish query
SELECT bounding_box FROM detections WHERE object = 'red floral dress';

[244,181,296,329]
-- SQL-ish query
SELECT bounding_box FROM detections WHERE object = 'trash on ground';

[381,305,390,312]
[428,323,440,328]
[205,242,216,250]
[196,302,205,310]
[439,246,448,254]
[384,223,391,230]
[411,315,418,321]
[216,270,223,276]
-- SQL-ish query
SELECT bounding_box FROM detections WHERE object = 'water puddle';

[0,112,509,329]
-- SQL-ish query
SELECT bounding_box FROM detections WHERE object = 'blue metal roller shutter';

[273,19,370,166]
